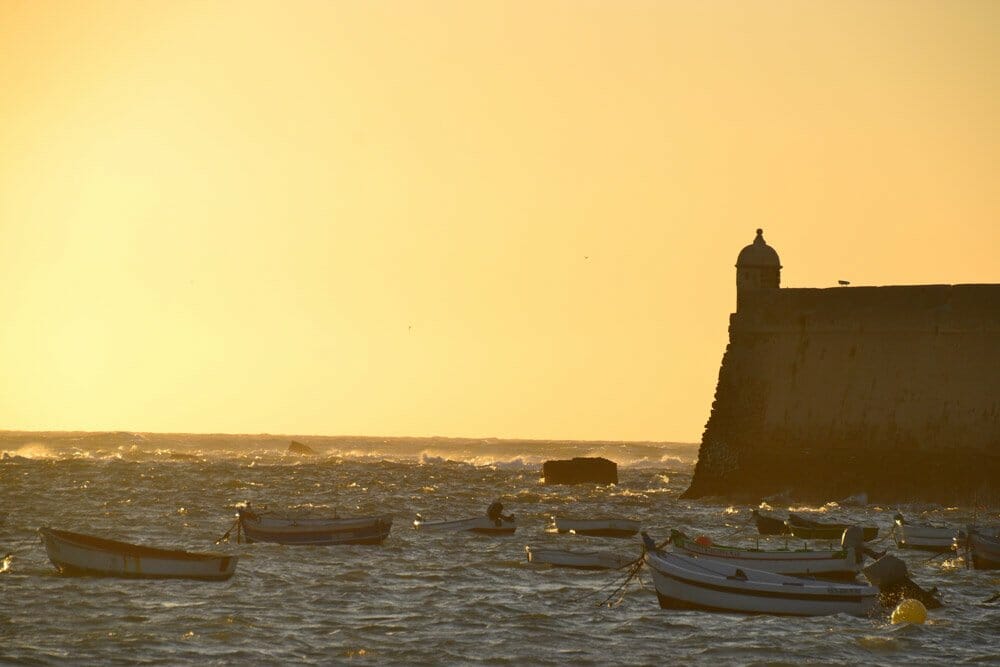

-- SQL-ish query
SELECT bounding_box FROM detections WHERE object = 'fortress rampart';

[682,232,1000,504]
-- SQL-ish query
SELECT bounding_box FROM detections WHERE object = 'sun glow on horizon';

[2,1,998,440]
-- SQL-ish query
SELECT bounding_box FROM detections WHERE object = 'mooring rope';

[215,516,240,545]
[922,549,953,564]
[574,533,673,607]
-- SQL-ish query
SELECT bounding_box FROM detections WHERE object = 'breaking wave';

[0,433,696,469]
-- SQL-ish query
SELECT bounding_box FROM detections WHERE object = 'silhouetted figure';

[486,500,513,527]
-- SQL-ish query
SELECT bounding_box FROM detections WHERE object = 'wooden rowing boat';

[38,527,237,580]
[645,549,877,616]
[669,530,861,580]
[892,514,955,553]
[752,509,791,536]
[525,545,633,570]
[412,515,516,534]
[552,517,640,538]
[786,513,878,541]
[956,528,1000,570]
[237,507,392,545]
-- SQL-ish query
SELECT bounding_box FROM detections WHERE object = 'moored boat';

[38,527,237,580]
[956,528,1000,570]
[892,514,955,552]
[237,507,392,545]
[413,515,516,534]
[552,517,640,538]
[786,513,878,541]
[752,509,791,536]
[668,529,862,580]
[644,548,877,616]
[525,545,633,570]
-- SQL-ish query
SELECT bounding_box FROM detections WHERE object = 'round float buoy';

[695,535,713,547]
[891,598,927,625]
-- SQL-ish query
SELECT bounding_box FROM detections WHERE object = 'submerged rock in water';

[288,440,318,456]
[541,457,617,485]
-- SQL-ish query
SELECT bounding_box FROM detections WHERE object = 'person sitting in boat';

[487,500,513,527]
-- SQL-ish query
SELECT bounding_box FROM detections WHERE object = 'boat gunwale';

[645,551,875,603]
[670,531,850,561]
[39,527,229,562]
[413,516,517,532]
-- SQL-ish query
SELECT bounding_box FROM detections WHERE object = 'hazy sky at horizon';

[2,1,997,441]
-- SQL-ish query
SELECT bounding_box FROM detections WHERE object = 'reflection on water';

[1,433,997,665]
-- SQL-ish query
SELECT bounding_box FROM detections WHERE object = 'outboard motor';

[863,554,942,609]
[862,554,909,588]
[841,525,865,564]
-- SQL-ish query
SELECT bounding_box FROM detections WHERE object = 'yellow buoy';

[891,598,927,625]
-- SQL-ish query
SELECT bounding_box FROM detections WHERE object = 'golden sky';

[1,0,997,441]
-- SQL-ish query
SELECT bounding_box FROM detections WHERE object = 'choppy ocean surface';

[1,432,998,666]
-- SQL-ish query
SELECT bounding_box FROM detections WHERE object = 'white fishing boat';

[956,528,1000,570]
[892,514,956,552]
[668,530,862,579]
[412,515,516,535]
[38,527,237,581]
[644,549,877,616]
[237,507,392,545]
[525,545,634,570]
[552,517,641,538]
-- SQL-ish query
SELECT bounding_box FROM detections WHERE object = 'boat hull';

[786,515,878,542]
[752,511,791,536]
[646,551,876,617]
[525,545,632,570]
[894,521,955,552]
[670,533,860,580]
[238,513,392,545]
[38,528,237,581]
[413,516,516,534]
[961,531,1000,570]
[553,518,640,538]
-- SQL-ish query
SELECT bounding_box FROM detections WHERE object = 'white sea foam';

[2,443,58,459]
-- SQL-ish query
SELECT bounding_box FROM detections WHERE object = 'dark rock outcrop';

[542,457,618,485]
[287,440,317,456]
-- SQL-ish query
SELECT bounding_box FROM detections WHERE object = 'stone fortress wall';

[683,233,1000,503]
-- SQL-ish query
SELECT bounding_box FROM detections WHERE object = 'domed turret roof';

[736,229,781,268]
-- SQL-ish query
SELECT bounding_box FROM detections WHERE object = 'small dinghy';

[956,528,1000,570]
[552,517,640,538]
[669,530,862,580]
[412,515,516,535]
[237,507,392,545]
[786,513,878,541]
[525,545,633,570]
[644,548,877,616]
[752,509,791,536]
[38,527,237,581]
[892,514,956,552]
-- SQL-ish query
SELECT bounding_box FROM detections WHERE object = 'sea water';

[1,433,997,665]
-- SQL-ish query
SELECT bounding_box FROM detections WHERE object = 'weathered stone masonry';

[683,231,1000,503]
